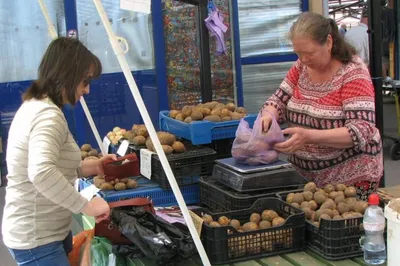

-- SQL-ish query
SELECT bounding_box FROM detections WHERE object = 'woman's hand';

[260,113,273,133]
[82,197,110,223]
[274,127,310,153]
[81,154,117,177]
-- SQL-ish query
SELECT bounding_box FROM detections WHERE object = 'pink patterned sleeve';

[263,60,301,124]
[341,68,382,153]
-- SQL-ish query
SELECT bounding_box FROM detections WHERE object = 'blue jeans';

[8,232,73,266]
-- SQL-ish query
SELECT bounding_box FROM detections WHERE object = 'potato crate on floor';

[199,177,303,212]
[276,189,367,260]
[80,177,199,207]
[197,198,305,264]
[150,146,216,189]
[159,111,257,145]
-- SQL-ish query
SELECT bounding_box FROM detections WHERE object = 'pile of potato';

[107,127,127,145]
[93,175,138,191]
[169,101,248,123]
[285,182,368,228]
[145,131,186,155]
[80,144,102,160]
[202,210,286,231]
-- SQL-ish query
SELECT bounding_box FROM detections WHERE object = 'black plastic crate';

[276,189,365,260]
[212,163,307,192]
[205,138,234,159]
[127,144,146,159]
[199,177,303,212]
[151,147,216,189]
[198,198,305,264]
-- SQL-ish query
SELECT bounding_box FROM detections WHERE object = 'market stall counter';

[72,214,377,266]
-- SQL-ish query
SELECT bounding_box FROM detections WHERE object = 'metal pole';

[368,0,385,187]
[91,0,211,265]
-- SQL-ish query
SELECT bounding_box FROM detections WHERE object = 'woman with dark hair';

[261,12,383,200]
[2,37,113,266]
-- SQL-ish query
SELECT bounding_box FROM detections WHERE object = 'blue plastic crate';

[159,111,257,145]
[81,177,199,207]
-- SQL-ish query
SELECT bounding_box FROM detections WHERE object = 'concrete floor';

[0,100,399,266]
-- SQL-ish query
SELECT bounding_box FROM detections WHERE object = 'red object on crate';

[102,153,139,182]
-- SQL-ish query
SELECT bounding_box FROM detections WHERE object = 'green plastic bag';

[90,237,127,266]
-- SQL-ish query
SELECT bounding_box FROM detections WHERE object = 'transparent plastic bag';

[232,113,285,165]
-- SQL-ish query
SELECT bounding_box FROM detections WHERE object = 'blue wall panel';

[0,70,158,153]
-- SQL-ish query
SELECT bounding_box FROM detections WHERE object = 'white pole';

[91,1,211,265]
[37,0,106,155]
[37,0,58,39]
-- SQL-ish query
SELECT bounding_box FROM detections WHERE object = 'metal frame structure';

[329,0,366,23]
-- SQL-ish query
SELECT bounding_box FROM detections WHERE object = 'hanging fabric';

[204,0,228,55]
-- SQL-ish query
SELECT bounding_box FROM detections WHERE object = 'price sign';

[140,149,154,179]
[117,140,129,156]
[103,136,111,154]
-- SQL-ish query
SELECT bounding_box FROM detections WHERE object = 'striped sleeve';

[28,107,88,214]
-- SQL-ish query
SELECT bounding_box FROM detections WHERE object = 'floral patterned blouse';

[264,57,383,189]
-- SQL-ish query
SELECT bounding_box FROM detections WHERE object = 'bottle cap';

[368,193,380,205]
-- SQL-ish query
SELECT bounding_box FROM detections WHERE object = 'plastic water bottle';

[361,194,386,265]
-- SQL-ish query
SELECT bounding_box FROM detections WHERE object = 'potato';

[262,210,279,222]
[236,107,247,114]
[303,191,313,201]
[320,214,331,221]
[184,117,193,123]
[230,112,243,120]
[100,182,114,190]
[81,151,88,160]
[292,193,304,204]
[308,200,318,211]
[132,136,146,146]
[81,144,92,152]
[169,110,180,119]
[286,193,295,203]
[301,201,311,209]
[272,217,285,227]
[157,132,176,145]
[208,101,218,109]
[113,127,121,133]
[353,201,368,214]
[229,219,241,230]
[126,179,138,189]
[345,186,357,197]
[304,182,317,193]
[202,214,213,224]
[314,192,326,205]
[172,141,186,153]
[334,196,345,205]
[162,145,174,155]
[337,203,350,214]
[218,216,230,226]
[324,184,335,194]
[243,222,259,231]
[250,213,261,224]
[222,116,232,121]
[320,201,335,210]
[201,108,211,117]
[136,126,149,138]
[329,191,339,199]
[175,113,185,121]
[182,106,193,117]
[210,108,222,116]
[303,208,313,220]
[291,202,300,208]
[191,110,203,121]
[225,103,236,112]
[259,220,272,229]
[120,178,129,184]
[220,108,232,117]
[335,184,347,191]
[209,221,221,227]
[114,182,127,191]
[146,139,155,151]
[203,115,222,122]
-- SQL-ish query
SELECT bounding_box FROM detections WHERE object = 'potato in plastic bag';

[232,112,285,165]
